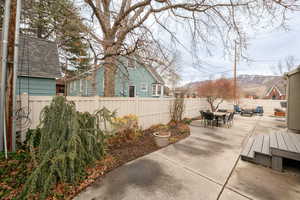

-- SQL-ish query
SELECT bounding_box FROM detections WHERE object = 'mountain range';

[183,74,286,98]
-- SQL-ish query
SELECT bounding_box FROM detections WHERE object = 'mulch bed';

[108,123,190,167]
[1,122,190,200]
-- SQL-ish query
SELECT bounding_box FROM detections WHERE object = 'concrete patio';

[75,116,300,200]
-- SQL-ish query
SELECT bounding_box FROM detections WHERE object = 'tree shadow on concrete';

[201,131,227,141]
[91,158,182,200]
[171,138,234,158]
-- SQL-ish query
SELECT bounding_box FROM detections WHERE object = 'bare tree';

[197,78,235,111]
[275,55,298,75]
[80,0,299,97]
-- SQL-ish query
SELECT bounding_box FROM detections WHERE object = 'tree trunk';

[103,55,117,97]
[207,97,215,112]
[209,103,215,112]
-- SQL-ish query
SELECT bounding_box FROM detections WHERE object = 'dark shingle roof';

[18,35,61,78]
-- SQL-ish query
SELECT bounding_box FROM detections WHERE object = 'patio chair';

[226,112,235,128]
[217,114,227,127]
[199,110,206,126]
[203,111,215,127]
[234,105,241,114]
[254,106,264,116]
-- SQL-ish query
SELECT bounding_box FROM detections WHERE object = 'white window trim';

[127,59,136,69]
[152,84,157,96]
[79,79,83,93]
[70,82,73,91]
[85,79,88,96]
[74,81,77,91]
[152,84,163,96]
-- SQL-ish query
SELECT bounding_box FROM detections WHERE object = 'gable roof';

[1,33,61,79]
[264,77,286,97]
[17,35,61,78]
[143,65,164,84]
[116,56,165,84]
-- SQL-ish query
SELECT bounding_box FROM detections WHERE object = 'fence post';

[135,97,139,116]
[159,97,163,123]
[95,96,100,110]
[135,97,141,126]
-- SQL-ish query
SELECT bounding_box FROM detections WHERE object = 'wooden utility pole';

[5,0,17,151]
[233,41,237,105]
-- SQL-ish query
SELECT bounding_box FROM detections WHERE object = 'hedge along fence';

[17,94,210,140]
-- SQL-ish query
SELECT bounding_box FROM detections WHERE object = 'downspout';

[12,0,22,151]
[0,0,12,154]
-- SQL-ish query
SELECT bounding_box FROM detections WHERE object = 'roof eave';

[285,66,300,77]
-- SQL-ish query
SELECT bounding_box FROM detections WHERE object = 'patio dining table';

[213,112,228,127]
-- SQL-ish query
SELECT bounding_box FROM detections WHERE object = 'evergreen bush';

[19,96,115,199]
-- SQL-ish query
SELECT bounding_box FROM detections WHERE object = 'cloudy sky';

[177,11,300,85]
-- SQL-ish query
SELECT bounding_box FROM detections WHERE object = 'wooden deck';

[241,132,300,171]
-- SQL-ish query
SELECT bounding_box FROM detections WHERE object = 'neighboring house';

[67,57,165,97]
[264,78,286,100]
[235,75,287,100]
[0,35,61,96]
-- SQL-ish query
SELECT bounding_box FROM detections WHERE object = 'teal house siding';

[16,76,56,96]
[68,78,96,96]
[67,57,164,97]
[114,64,156,97]
[12,35,61,96]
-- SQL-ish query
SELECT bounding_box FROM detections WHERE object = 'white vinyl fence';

[18,94,210,131]
[17,94,286,135]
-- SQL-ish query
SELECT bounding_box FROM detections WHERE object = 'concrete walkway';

[75,116,300,200]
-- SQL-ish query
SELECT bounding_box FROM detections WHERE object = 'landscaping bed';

[0,122,190,200]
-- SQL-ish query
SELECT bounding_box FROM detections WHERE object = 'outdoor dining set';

[200,110,235,128]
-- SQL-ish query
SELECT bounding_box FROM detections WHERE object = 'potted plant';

[274,108,286,117]
[153,125,171,147]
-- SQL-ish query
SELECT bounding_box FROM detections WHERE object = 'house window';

[74,81,77,91]
[127,58,135,69]
[141,83,147,92]
[152,84,163,96]
[70,82,73,91]
[85,79,88,96]
[152,84,157,96]
[157,85,161,95]
[80,80,83,94]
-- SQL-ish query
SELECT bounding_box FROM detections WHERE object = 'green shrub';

[25,129,41,148]
[19,96,115,200]
[182,118,192,125]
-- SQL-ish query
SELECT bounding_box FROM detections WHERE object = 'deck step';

[241,132,300,171]
[241,137,255,161]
